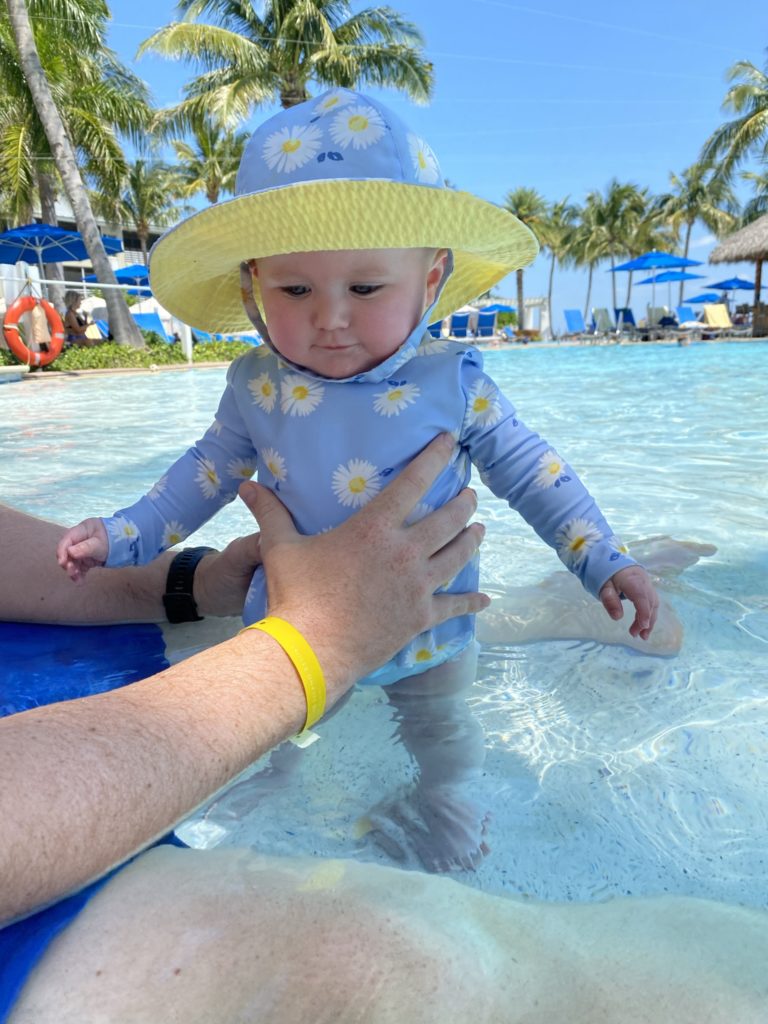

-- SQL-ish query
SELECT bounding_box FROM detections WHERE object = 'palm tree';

[93,160,185,264]
[581,180,646,311]
[740,169,768,223]
[139,0,433,129]
[503,187,547,333]
[654,162,737,302]
[701,57,768,177]
[172,116,247,204]
[3,0,147,345]
[620,189,678,308]
[535,197,577,337]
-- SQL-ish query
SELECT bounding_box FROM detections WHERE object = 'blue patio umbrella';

[686,292,721,304]
[611,251,704,323]
[708,276,759,291]
[480,302,516,313]
[0,223,122,281]
[85,262,151,295]
[612,250,703,272]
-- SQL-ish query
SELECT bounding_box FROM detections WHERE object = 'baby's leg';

[369,643,490,873]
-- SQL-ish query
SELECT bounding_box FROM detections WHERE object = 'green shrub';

[192,340,255,361]
[3,329,254,372]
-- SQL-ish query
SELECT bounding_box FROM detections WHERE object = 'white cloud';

[690,234,716,249]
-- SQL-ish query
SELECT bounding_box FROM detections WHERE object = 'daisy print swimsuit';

[102,310,637,687]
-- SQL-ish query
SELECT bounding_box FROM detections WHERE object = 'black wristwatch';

[162,546,215,623]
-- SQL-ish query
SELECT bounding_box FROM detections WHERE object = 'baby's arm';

[56,518,109,582]
[101,356,259,569]
[459,354,658,638]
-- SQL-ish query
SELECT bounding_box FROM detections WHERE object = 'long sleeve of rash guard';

[458,355,636,599]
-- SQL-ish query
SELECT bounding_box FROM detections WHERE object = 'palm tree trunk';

[679,220,694,304]
[7,0,144,348]
[754,258,763,338]
[610,254,617,311]
[516,268,524,334]
[624,270,634,309]
[37,170,65,311]
[547,253,556,337]
[583,263,594,321]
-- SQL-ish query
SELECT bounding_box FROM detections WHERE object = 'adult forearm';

[0,628,309,923]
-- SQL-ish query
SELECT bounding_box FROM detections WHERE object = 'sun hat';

[149,89,540,332]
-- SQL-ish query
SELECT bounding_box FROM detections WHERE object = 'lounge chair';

[702,303,750,337]
[476,310,498,338]
[591,307,616,338]
[427,322,443,339]
[614,307,638,338]
[500,325,517,342]
[94,319,110,340]
[448,312,470,339]
[131,311,174,342]
[674,306,703,335]
[563,309,593,340]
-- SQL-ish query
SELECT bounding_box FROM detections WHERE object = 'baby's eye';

[350,284,382,296]
[281,285,310,297]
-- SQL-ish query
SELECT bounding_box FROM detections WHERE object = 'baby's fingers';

[628,592,659,641]
[67,537,106,563]
[599,579,624,621]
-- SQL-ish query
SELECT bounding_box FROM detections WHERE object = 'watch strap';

[162,546,215,624]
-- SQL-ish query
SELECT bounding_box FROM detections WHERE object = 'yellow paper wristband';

[240,617,326,732]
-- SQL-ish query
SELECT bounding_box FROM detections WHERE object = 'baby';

[58,90,657,872]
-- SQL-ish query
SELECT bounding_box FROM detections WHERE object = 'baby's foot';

[367,784,490,873]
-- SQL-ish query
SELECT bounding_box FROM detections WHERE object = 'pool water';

[1,341,766,907]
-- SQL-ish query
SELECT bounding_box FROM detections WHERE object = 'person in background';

[62,290,98,348]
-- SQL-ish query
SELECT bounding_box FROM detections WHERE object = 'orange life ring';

[3,296,65,367]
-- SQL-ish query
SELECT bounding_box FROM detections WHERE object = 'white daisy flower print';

[196,458,221,499]
[373,382,421,417]
[332,459,381,507]
[416,336,450,356]
[148,475,167,500]
[209,418,223,436]
[315,90,354,115]
[535,450,571,489]
[162,520,188,548]
[467,379,502,426]
[261,448,287,483]
[608,535,630,561]
[404,634,438,668]
[263,123,322,173]
[281,374,325,416]
[330,104,385,150]
[556,518,604,568]
[408,133,440,184]
[248,371,277,412]
[107,517,139,543]
[227,459,256,481]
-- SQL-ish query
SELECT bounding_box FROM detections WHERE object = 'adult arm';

[0,505,261,623]
[0,435,487,923]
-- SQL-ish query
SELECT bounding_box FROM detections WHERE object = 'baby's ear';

[425,249,449,303]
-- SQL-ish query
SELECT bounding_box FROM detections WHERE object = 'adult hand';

[193,533,263,617]
[239,433,488,698]
[599,564,659,641]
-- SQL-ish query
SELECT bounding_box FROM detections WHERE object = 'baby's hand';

[56,518,109,582]
[599,565,659,641]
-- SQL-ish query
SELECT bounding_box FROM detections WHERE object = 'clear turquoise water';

[1,341,766,906]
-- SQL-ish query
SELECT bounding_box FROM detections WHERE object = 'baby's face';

[254,248,446,378]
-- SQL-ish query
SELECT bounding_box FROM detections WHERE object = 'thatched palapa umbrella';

[709,215,768,334]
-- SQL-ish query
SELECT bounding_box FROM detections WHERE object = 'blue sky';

[109,0,766,329]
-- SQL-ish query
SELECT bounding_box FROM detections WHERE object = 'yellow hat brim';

[149,179,540,332]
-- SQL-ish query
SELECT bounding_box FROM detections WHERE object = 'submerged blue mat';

[0,621,168,718]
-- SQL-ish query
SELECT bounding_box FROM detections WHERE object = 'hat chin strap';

[240,261,271,340]
[238,251,456,369]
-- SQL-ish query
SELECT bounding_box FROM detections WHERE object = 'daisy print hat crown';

[149,89,540,333]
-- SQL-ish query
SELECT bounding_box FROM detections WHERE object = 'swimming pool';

[1,341,766,908]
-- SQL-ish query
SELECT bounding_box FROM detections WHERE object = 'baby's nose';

[312,294,349,330]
